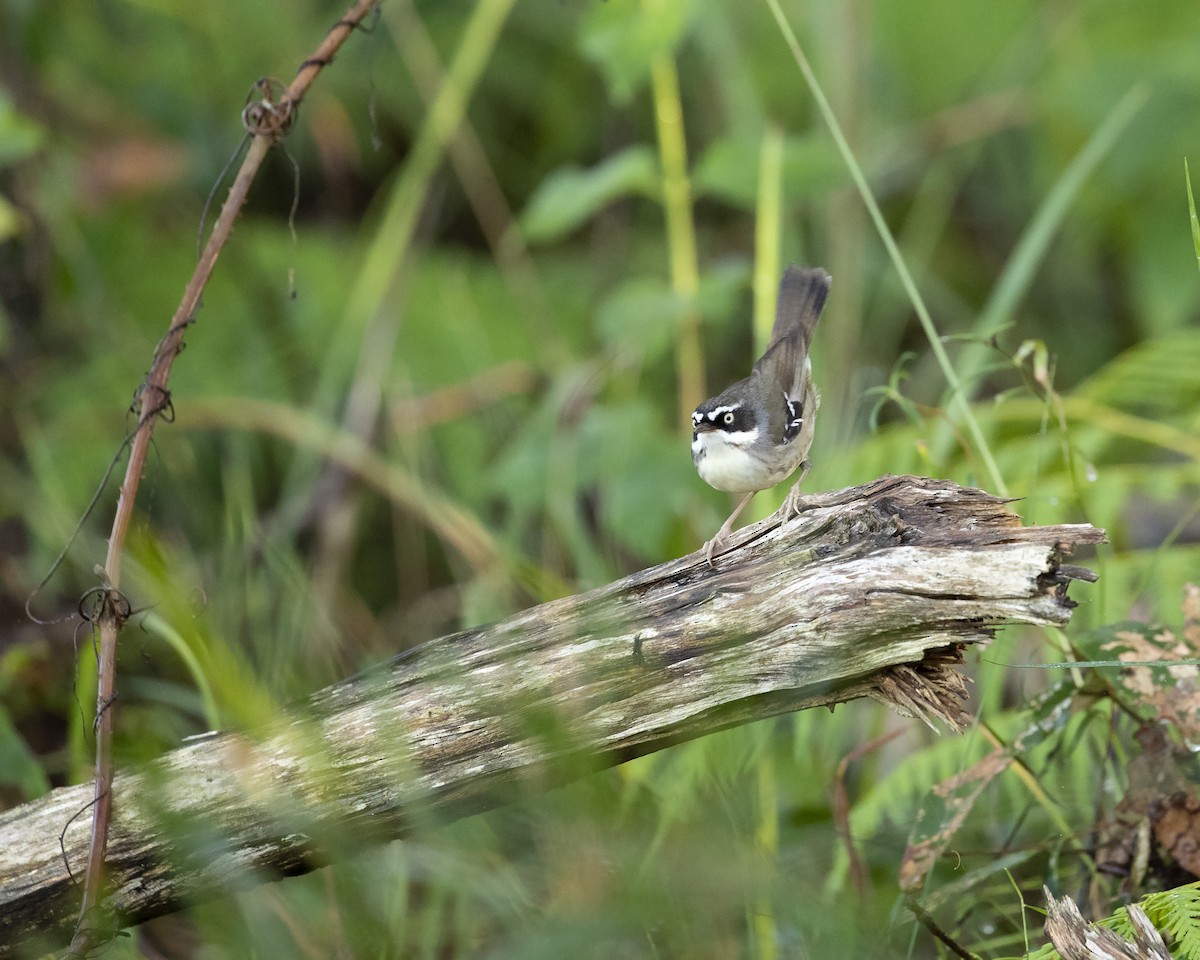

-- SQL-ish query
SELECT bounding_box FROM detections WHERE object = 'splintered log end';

[870,645,974,733]
[1044,887,1171,960]
[707,475,1105,732]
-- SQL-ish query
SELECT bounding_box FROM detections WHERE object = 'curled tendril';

[77,586,132,625]
[67,902,128,957]
[241,77,296,142]
[130,382,174,423]
[297,56,333,72]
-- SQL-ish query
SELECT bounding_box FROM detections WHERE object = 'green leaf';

[520,146,660,244]
[576,400,694,557]
[0,196,22,244]
[0,91,44,167]
[693,133,848,211]
[0,704,50,799]
[595,276,682,364]
[1076,328,1200,414]
[1187,158,1200,276]
[0,94,42,242]
[579,0,696,105]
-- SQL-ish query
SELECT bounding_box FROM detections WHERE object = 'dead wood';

[0,475,1104,954]
[1044,888,1171,960]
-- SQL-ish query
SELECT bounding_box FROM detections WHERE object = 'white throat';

[692,428,762,493]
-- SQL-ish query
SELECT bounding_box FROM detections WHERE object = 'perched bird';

[691,265,830,564]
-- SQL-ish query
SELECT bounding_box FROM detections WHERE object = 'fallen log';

[0,475,1104,954]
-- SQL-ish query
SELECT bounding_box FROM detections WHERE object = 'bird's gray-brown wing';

[752,265,831,399]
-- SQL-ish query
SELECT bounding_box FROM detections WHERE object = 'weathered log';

[1044,888,1171,960]
[0,476,1104,954]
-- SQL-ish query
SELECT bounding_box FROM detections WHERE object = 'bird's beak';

[692,420,717,436]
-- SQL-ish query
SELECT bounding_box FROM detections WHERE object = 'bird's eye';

[723,412,735,425]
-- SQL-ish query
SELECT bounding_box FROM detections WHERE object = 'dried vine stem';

[67,2,382,954]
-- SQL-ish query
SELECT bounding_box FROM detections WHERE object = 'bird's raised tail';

[755,265,831,397]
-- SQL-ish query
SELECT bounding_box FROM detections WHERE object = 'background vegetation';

[2,0,1200,955]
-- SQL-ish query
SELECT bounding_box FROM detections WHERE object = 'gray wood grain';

[0,475,1104,954]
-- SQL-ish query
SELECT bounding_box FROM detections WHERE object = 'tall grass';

[2,0,1200,956]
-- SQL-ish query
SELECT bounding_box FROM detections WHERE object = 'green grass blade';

[764,0,1007,495]
[929,86,1148,464]
[651,55,706,428]
[1188,157,1200,275]
[754,124,785,357]
[976,86,1148,342]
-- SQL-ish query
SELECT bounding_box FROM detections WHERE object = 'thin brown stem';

[66,2,380,954]
[832,728,905,897]
[905,895,979,960]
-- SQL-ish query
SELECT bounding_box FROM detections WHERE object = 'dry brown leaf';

[898,749,1011,892]
[1103,584,1200,744]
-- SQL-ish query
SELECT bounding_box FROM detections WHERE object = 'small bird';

[691,264,830,564]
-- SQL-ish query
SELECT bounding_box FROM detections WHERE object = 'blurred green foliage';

[2,0,1200,955]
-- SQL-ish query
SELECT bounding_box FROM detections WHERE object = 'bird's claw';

[701,525,734,568]
[701,534,725,568]
[779,461,812,520]
[781,486,806,520]
[700,491,755,569]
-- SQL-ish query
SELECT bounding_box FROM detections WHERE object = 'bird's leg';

[702,491,756,567]
[780,460,812,520]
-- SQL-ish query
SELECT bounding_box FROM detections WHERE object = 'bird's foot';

[701,536,722,568]
[780,462,812,520]
[781,486,806,520]
[701,521,737,568]
[701,491,756,568]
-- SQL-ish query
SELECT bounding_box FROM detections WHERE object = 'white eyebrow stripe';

[703,405,741,421]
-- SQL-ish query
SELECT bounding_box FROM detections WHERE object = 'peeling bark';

[0,476,1104,954]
